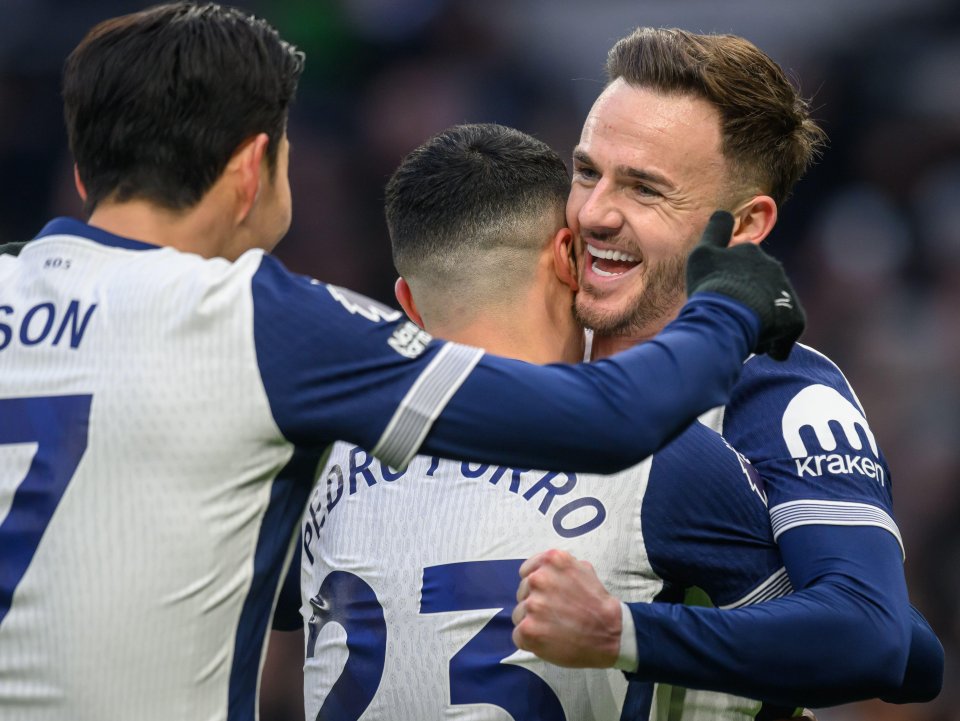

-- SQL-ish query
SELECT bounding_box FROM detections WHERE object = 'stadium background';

[1,0,957,718]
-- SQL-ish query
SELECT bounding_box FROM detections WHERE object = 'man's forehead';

[578,79,723,170]
[580,78,720,149]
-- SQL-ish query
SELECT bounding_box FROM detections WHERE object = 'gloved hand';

[686,211,805,361]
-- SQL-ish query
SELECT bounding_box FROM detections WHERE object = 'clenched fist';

[512,549,623,668]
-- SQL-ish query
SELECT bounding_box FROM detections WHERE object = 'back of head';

[64,2,304,215]
[385,123,570,327]
[606,27,827,206]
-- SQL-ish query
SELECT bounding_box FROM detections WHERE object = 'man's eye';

[573,166,598,180]
[634,184,660,198]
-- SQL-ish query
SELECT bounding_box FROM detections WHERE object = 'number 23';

[306,559,566,721]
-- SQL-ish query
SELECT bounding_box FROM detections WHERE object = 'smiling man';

[571,83,733,337]
[514,27,943,719]
[569,55,804,351]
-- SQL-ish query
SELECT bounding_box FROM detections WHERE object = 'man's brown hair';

[606,27,827,206]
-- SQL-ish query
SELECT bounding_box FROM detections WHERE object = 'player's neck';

[86,197,238,259]
[433,289,583,364]
[450,318,581,365]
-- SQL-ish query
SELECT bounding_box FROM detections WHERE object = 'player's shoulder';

[105,244,267,317]
[731,343,866,417]
[13,218,267,309]
[741,342,852,388]
[250,252,403,325]
[723,343,886,486]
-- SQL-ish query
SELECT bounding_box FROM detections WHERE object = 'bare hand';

[511,549,622,668]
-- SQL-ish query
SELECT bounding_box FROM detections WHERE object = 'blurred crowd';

[1,1,957,719]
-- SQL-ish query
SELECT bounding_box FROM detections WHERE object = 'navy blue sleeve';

[252,254,475,465]
[425,292,759,474]
[722,347,900,548]
[252,251,760,473]
[643,422,783,607]
[631,346,942,706]
[882,606,944,703]
[624,524,944,707]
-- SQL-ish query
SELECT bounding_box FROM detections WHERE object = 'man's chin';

[574,289,686,338]
[575,255,688,337]
[573,296,637,336]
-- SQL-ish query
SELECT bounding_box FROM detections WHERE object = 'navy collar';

[34,217,160,251]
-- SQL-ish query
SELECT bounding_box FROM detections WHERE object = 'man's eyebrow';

[572,148,593,166]
[572,149,675,190]
[620,166,674,190]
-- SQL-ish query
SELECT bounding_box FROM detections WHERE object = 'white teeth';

[586,243,639,263]
[592,262,618,277]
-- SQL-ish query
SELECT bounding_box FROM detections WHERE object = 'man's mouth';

[586,243,641,278]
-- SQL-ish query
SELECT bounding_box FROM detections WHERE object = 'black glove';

[686,211,805,362]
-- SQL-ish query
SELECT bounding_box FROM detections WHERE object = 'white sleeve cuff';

[614,601,639,672]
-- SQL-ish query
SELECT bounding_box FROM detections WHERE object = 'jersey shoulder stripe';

[372,342,483,469]
[770,499,904,557]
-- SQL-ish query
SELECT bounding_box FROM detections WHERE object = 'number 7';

[0,395,93,629]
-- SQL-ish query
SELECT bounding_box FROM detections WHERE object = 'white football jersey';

[0,218,483,721]
[298,419,787,721]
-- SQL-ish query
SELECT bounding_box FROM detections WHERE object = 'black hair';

[63,2,304,214]
[385,123,569,278]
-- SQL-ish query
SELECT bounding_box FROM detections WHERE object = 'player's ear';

[730,195,777,246]
[394,277,425,328]
[229,133,269,225]
[73,165,87,202]
[552,227,579,291]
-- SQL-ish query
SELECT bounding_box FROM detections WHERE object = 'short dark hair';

[63,2,304,214]
[606,28,827,206]
[386,123,570,285]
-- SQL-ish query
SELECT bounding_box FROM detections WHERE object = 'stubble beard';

[573,252,688,337]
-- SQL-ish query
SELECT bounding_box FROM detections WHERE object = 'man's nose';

[577,181,623,234]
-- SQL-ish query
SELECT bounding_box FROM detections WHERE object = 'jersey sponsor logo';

[387,321,431,359]
[793,453,885,484]
[0,300,98,351]
[326,285,403,323]
[781,384,884,485]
